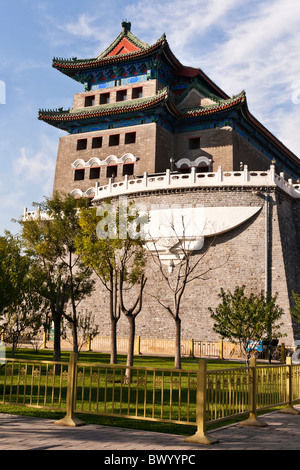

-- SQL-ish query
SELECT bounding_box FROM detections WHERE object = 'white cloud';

[125,0,240,51]
[0,181,27,234]
[123,0,300,157]
[58,13,115,57]
[36,5,118,56]
[200,0,300,98]
[13,135,56,196]
[62,14,102,39]
[191,0,300,157]
[268,105,300,157]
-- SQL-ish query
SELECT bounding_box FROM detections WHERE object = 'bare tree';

[119,270,147,379]
[146,215,226,369]
[62,309,100,352]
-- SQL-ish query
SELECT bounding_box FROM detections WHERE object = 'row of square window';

[77,134,200,151]
[77,132,136,150]
[74,163,134,181]
[84,87,143,107]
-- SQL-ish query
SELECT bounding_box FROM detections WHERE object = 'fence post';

[55,353,85,427]
[239,357,267,427]
[185,359,219,445]
[219,340,223,360]
[189,339,194,357]
[135,336,141,355]
[279,356,299,415]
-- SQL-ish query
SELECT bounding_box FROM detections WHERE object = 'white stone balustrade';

[93,165,300,201]
[23,207,50,221]
[23,165,300,220]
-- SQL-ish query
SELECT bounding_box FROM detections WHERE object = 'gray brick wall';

[72,186,300,346]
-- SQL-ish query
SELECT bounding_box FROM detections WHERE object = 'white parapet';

[23,207,50,221]
[23,165,300,221]
[92,165,300,201]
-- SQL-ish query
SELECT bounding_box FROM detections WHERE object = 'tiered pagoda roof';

[38,87,246,127]
[51,21,228,100]
[39,21,300,177]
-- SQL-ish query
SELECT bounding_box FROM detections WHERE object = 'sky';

[1,0,300,235]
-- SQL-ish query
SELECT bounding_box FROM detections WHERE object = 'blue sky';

[1,0,300,235]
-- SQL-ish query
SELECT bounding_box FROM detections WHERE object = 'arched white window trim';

[176,156,211,169]
[71,153,137,169]
[119,153,137,163]
[85,187,96,197]
[70,189,83,198]
[71,159,86,169]
[105,155,119,165]
[194,156,211,167]
[87,157,101,167]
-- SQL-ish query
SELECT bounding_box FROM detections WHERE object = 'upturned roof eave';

[38,90,246,125]
[38,88,170,124]
[178,91,246,119]
[52,36,172,76]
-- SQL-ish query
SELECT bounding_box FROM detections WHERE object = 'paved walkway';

[1,405,300,451]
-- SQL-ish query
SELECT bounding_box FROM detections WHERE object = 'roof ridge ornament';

[121,20,131,33]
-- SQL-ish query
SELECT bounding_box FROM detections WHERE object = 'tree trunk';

[53,311,62,364]
[11,332,18,358]
[110,317,118,364]
[174,316,182,369]
[109,277,119,364]
[126,314,135,381]
[70,319,79,354]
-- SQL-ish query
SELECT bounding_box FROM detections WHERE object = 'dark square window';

[132,87,143,99]
[74,168,85,181]
[125,132,136,144]
[89,167,100,179]
[116,90,127,102]
[100,93,110,104]
[109,134,120,146]
[77,139,87,150]
[106,165,118,178]
[92,137,102,148]
[85,95,95,107]
[189,137,201,150]
[122,163,134,176]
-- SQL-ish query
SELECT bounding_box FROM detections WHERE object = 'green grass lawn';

[9,347,245,370]
[0,347,247,436]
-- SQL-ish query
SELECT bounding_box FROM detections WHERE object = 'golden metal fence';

[46,334,224,358]
[256,364,288,411]
[0,358,69,411]
[12,334,287,363]
[207,367,250,423]
[1,354,299,445]
[73,361,198,426]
